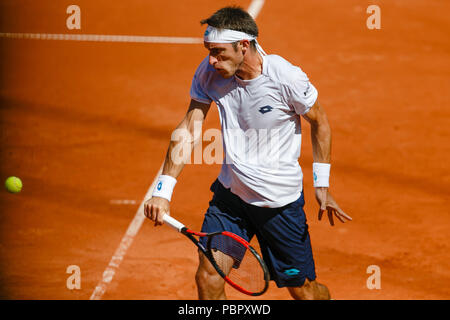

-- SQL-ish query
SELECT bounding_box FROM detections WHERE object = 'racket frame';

[163,214,270,296]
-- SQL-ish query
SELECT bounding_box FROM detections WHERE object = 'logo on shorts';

[259,105,273,114]
[313,172,318,181]
[284,268,300,276]
[157,182,162,191]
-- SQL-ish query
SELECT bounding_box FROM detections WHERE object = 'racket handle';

[163,214,185,232]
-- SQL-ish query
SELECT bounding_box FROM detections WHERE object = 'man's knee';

[195,263,216,288]
[288,279,331,300]
[195,252,226,299]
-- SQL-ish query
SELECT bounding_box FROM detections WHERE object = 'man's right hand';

[144,196,170,226]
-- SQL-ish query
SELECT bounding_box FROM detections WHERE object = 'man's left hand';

[315,188,352,226]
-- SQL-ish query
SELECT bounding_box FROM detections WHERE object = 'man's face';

[204,42,244,78]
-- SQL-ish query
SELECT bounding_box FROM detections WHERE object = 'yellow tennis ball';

[5,176,22,193]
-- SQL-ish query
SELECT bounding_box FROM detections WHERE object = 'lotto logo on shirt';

[258,105,273,114]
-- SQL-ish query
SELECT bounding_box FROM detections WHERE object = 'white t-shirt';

[190,54,318,208]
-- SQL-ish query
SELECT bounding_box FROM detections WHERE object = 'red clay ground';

[0,0,449,300]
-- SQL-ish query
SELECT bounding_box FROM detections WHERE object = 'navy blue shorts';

[199,179,316,288]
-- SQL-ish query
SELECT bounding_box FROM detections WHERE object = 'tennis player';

[144,6,352,300]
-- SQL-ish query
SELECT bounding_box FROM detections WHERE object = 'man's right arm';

[144,99,211,226]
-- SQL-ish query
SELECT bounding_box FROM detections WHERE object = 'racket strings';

[209,234,267,294]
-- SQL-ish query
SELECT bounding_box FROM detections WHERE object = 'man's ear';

[241,39,250,54]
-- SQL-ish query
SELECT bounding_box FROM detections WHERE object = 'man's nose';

[209,55,218,66]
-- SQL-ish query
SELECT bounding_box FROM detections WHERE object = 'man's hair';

[200,6,259,51]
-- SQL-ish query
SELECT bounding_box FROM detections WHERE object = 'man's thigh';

[247,192,317,288]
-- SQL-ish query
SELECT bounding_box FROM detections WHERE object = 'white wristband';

[152,175,177,201]
[313,163,330,188]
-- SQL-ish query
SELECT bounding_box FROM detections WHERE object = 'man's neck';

[235,49,263,81]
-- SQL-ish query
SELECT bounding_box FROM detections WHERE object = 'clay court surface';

[0,0,449,300]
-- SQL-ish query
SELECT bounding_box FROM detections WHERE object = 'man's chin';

[216,69,234,79]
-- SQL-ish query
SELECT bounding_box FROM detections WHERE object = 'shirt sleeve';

[286,67,318,115]
[189,58,213,104]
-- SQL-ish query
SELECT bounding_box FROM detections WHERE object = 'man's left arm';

[302,100,352,226]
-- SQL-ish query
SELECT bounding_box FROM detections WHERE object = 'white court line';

[0,32,203,44]
[90,0,265,300]
[0,1,264,44]
[110,199,138,205]
[248,0,265,18]
[89,165,162,300]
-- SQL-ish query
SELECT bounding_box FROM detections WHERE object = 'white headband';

[203,26,266,56]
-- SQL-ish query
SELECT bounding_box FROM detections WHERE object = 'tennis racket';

[162,214,270,296]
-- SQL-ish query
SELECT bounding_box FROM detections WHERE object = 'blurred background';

[0,0,449,299]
